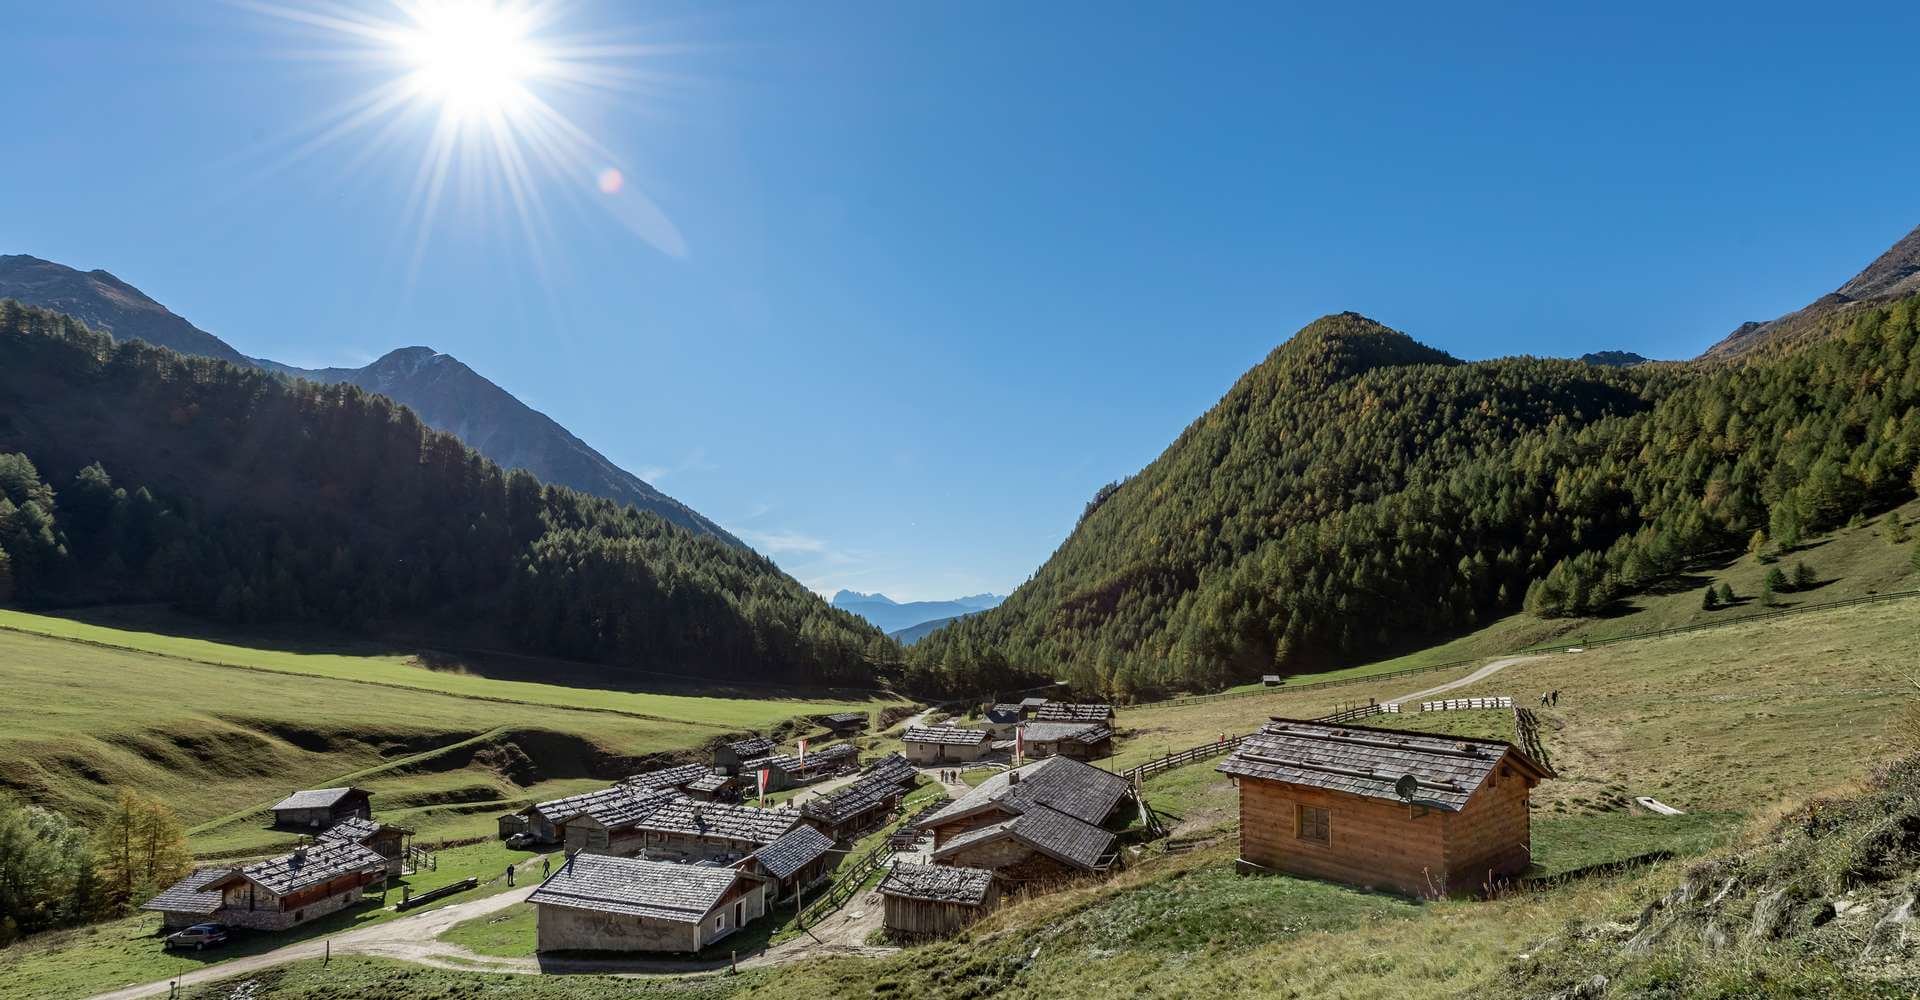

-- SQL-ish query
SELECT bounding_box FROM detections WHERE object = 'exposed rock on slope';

[1701,222,1920,361]
[1511,755,1920,997]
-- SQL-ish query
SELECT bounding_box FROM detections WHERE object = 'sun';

[241,0,689,259]
[396,2,545,120]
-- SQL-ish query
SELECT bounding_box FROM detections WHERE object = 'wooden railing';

[1122,698,1403,782]
[799,839,894,927]
[1421,696,1512,712]
[1319,701,1400,723]
[1122,735,1243,783]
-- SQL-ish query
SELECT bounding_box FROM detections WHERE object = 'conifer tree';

[1716,582,1736,605]
[1701,587,1719,611]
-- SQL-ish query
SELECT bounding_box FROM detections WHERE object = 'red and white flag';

[797,738,808,761]
[757,768,770,805]
[1014,724,1024,764]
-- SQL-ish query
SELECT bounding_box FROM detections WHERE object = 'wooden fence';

[1421,696,1512,712]
[1320,701,1400,723]
[1122,698,1402,781]
[799,838,894,927]
[1121,735,1243,783]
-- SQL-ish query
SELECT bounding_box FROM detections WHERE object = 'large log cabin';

[915,756,1133,882]
[1218,718,1552,897]
[201,840,388,931]
[530,853,767,954]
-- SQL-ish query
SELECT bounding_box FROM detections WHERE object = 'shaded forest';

[907,306,1920,698]
[0,300,892,687]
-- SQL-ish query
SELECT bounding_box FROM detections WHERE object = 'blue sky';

[4,3,1918,601]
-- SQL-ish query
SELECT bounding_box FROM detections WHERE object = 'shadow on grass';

[25,602,896,702]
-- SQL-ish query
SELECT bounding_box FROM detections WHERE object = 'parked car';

[164,923,229,950]
[505,832,535,850]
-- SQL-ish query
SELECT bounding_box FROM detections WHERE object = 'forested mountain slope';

[0,255,740,546]
[908,304,1920,698]
[0,301,887,686]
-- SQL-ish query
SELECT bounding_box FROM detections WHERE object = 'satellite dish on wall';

[1395,774,1419,802]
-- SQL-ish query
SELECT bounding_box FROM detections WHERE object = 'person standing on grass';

[506,864,514,887]
[542,855,550,877]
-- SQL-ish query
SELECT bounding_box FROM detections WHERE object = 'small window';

[716,913,728,931]
[1296,804,1330,846]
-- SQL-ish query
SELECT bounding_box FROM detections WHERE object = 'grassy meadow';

[0,605,894,728]
[0,608,904,858]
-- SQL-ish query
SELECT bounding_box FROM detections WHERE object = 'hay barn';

[1217,718,1552,896]
[878,863,998,939]
[268,787,372,830]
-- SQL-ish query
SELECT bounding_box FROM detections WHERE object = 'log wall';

[1237,780,1449,897]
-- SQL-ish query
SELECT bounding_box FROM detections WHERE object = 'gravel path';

[87,883,540,1000]
[1387,655,1545,705]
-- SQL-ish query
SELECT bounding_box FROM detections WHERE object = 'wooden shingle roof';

[530,854,744,922]
[269,787,367,812]
[212,840,386,896]
[802,755,918,826]
[931,803,1115,871]
[141,868,232,916]
[824,711,868,725]
[877,862,994,905]
[536,784,674,826]
[625,796,801,845]
[862,752,919,785]
[743,825,835,880]
[579,787,682,829]
[726,736,778,759]
[918,756,1132,831]
[686,773,733,794]
[1217,718,1553,813]
[626,763,712,791]
[1019,721,1105,743]
[316,816,410,844]
[745,743,859,775]
[1032,703,1114,723]
[902,725,990,746]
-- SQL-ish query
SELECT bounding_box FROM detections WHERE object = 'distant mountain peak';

[833,590,897,606]
[1579,350,1652,368]
[832,590,1006,633]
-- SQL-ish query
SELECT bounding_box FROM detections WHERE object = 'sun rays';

[238,0,689,270]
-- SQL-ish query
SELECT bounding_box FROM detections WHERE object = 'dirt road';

[88,883,540,1000]
[1387,654,1544,705]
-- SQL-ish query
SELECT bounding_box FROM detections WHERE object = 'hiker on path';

[505,865,515,887]
[542,855,550,877]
